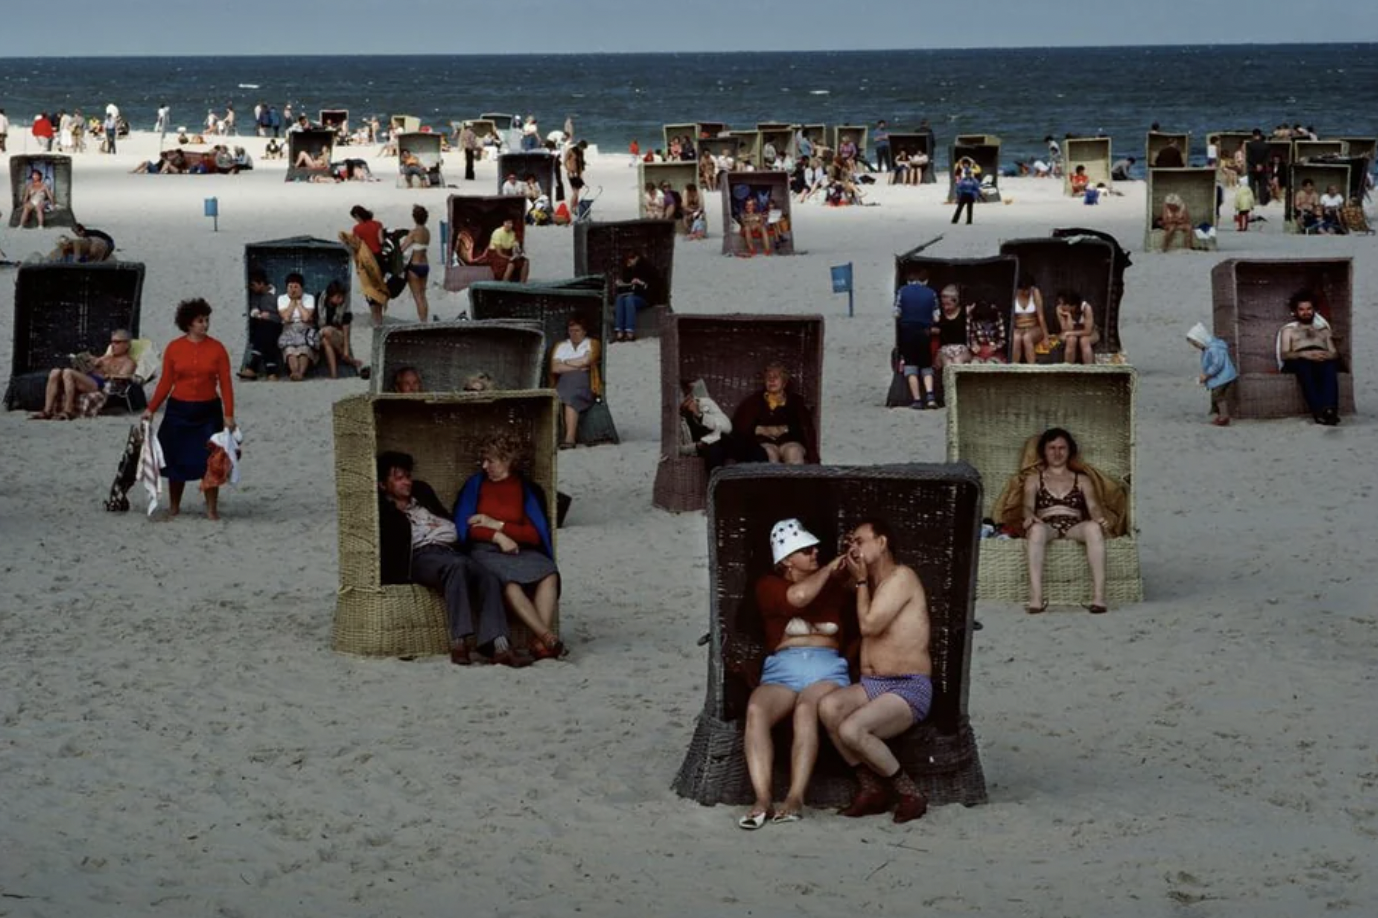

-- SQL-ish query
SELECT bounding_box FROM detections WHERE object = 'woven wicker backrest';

[1336,138,1376,162]
[1294,139,1347,161]
[1265,138,1292,167]
[285,129,334,181]
[637,161,699,217]
[889,131,937,182]
[892,254,1018,359]
[397,131,442,173]
[718,170,793,256]
[319,110,347,128]
[1210,258,1353,377]
[944,364,1136,523]
[333,392,559,588]
[801,123,827,145]
[1210,131,1252,162]
[832,125,869,158]
[947,142,1001,197]
[1285,163,1350,225]
[1063,136,1113,193]
[758,128,793,161]
[391,115,421,134]
[468,278,610,384]
[244,237,351,340]
[707,464,982,731]
[697,137,741,164]
[998,237,1116,353]
[1146,132,1191,164]
[573,219,676,308]
[10,155,75,228]
[659,313,825,456]
[1146,167,1218,245]
[371,320,546,394]
[9,263,145,378]
[497,151,560,199]
[447,195,527,263]
[724,130,762,167]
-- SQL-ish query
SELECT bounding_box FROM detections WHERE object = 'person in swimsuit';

[1278,291,1341,425]
[1055,291,1100,364]
[738,197,772,255]
[1021,428,1110,614]
[818,518,933,824]
[738,519,855,829]
[400,204,431,323]
[18,169,55,229]
[317,280,363,379]
[32,328,137,420]
[1010,273,1047,364]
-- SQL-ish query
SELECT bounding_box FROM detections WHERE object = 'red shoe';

[839,786,893,818]
[530,639,566,662]
[490,649,532,669]
[893,792,929,824]
[450,645,472,666]
[1211,416,1231,427]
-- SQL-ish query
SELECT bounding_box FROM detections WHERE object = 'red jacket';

[33,116,54,139]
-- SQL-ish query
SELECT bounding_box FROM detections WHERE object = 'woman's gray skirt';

[470,541,559,585]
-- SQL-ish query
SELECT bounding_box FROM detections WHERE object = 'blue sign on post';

[830,262,854,316]
[439,220,449,260]
[203,197,219,232]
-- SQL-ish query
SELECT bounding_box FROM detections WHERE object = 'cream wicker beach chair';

[1145,167,1218,251]
[944,364,1143,606]
[370,320,546,394]
[331,391,559,658]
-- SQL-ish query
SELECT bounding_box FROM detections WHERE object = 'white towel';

[136,419,165,517]
[209,427,244,486]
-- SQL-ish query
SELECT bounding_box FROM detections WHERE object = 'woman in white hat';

[738,518,854,829]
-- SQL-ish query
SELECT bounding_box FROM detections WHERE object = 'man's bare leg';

[779,442,807,465]
[838,694,928,821]
[61,368,98,415]
[36,368,64,418]
[777,681,842,819]
[742,685,797,823]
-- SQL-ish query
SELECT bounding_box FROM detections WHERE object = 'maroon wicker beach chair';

[653,314,824,513]
[672,462,988,809]
[572,218,676,340]
[1210,258,1355,419]
[444,195,528,292]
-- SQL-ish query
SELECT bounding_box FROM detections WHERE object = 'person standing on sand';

[0,108,8,152]
[155,103,169,141]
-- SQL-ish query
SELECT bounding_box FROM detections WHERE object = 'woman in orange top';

[141,298,236,519]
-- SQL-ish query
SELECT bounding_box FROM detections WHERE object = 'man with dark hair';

[239,268,282,380]
[819,518,934,823]
[894,270,939,409]
[1152,137,1183,168]
[872,120,892,173]
[1245,128,1272,206]
[376,451,527,666]
[1278,292,1341,425]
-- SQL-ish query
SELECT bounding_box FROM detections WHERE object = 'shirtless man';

[819,519,933,823]
[1293,179,1320,231]
[32,328,137,420]
[1278,291,1341,426]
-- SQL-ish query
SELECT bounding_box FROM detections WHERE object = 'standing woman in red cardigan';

[141,298,237,519]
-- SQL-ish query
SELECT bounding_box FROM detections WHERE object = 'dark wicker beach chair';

[944,364,1143,606]
[10,155,76,228]
[4,263,145,411]
[285,129,335,182]
[444,195,528,292]
[947,139,1000,201]
[888,129,938,183]
[1285,163,1352,234]
[672,462,988,809]
[884,251,1018,407]
[395,131,444,188]
[1210,258,1354,419]
[242,236,358,380]
[999,235,1119,355]
[331,392,560,658]
[1063,136,1113,194]
[719,171,794,256]
[573,218,677,340]
[468,277,619,446]
[497,151,562,202]
[653,314,824,513]
[1144,167,1218,252]
[1146,131,1191,165]
[1051,227,1131,356]
[370,320,546,394]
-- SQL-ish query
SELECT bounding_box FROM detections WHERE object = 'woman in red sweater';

[142,298,236,519]
[455,433,563,660]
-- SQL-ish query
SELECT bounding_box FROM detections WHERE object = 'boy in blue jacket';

[1187,322,1238,426]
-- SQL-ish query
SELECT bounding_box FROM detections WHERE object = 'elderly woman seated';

[991,428,1128,615]
[276,271,320,381]
[1159,192,1193,250]
[455,432,564,661]
[933,285,973,371]
[548,315,602,450]
[731,362,818,465]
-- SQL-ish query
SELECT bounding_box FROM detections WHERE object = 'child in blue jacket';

[1187,322,1238,426]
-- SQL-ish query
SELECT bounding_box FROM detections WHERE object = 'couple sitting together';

[738,517,934,828]
[376,434,565,667]
[678,362,819,472]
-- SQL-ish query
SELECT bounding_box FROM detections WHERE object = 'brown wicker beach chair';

[370,320,546,395]
[999,235,1120,355]
[1144,167,1218,252]
[242,236,358,380]
[10,155,76,228]
[4,262,146,411]
[719,171,794,257]
[885,251,1019,407]
[944,364,1143,606]
[1210,258,1354,419]
[285,129,335,182]
[444,195,528,292]
[573,218,677,340]
[1146,131,1191,165]
[946,139,1001,202]
[653,314,825,513]
[672,462,988,809]
[1063,136,1113,195]
[468,277,619,446]
[331,391,560,658]
[395,131,444,188]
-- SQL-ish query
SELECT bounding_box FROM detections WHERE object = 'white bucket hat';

[1186,322,1211,347]
[770,518,819,565]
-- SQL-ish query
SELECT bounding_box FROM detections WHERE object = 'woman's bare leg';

[533,573,558,633]
[761,443,782,463]
[407,270,429,323]
[779,442,807,465]
[778,681,842,818]
[562,404,579,445]
[1068,522,1107,607]
[204,486,220,521]
[502,582,550,640]
[1080,336,1096,364]
[1026,521,1051,608]
[321,331,340,378]
[743,685,798,820]
[369,299,384,326]
[169,481,185,517]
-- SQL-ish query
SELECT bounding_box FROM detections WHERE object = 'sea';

[2,45,1376,166]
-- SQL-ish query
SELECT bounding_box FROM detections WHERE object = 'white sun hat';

[1186,322,1211,347]
[770,518,820,565]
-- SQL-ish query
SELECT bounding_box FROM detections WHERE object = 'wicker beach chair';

[370,320,546,395]
[443,195,528,292]
[573,218,677,340]
[672,463,988,809]
[1050,228,1131,356]
[1285,163,1352,234]
[637,162,698,222]
[285,129,335,182]
[719,171,794,256]
[1146,131,1191,165]
[1293,139,1347,162]
[1210,258,1355,419]
[888,131,938,184]
[1063,136,1113,195]
[884,251,1018,407]
[468,277,619,446]
[9,155,76,228]
[944,364,1143,606]
[653,314,825,513]
[831,125,870,164]
[331,391,560,658]
[999,235,1119,355]
[4,263,146,411]
[242,236,358,380]
[946,139,1001,202]
[1144,167,1218,252]
[395,131,443,188]
[497,151,561,202]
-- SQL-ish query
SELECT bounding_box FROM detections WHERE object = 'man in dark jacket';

[377,451,527,666]
[1245,128,1272,206]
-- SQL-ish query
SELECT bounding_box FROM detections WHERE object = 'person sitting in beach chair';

[239,268,282,380]
[738,197,772,254]
[678,378,733,473]
[1293,179,1321,233]
[30,328,137,420]
[1318,185,1346,235]
[1069,165,1089,196]
[17,169,55,229]
[1278,291,1341,426]
[1055,291,1099,364]
[731,362,818,465]
[318,280,364,379]
[549,316,602,449]
[1158,193,1192,251]
[484,218,529,282]
[399,149,427,188]
[295,147,329,170]
[391,366,423,393]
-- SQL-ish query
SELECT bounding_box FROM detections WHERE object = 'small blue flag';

[203,197,219,217]
[830,263,853,294]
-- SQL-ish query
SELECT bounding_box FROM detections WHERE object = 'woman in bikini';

[400,204,431,322]
[1021,428,1109,614]
[18,170,54,229]
[1055,290,1100,364]
[1010,273,1047,364]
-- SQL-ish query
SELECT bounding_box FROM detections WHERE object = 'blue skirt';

[157,397,224,482]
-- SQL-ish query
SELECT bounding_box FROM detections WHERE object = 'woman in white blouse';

[548,315,601,449]
[276,271,320,381]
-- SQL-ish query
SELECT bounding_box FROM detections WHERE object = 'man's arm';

[856,569,922,638]
[1279,326,1300,360]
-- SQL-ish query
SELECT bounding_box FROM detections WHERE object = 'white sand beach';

[1,131,1376,917]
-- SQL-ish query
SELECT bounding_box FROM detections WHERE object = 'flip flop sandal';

[737,811,768,831]
[770,812,802,824]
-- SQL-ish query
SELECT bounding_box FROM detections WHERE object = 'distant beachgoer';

[17,169,54,229]
[1069,165,1089,196]
[401,204,431,323]
[1186,322,1237,427]
[1159,192,1192,251]
[1111,156,1136,181]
